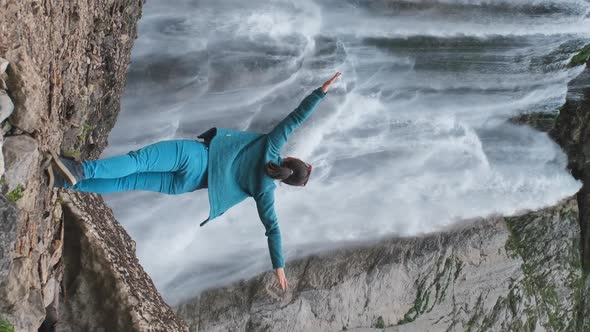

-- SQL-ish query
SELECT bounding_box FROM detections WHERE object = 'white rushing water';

[103,0,590,304]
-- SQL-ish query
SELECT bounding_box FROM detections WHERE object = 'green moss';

[398,280,429,325]
[78,122,92,143]
[374,316,385,329]
[63,148,80,159]
[0,317,15,332]
[503,207,583,331]
[465,294,485,331]
[6,184,24,202]
[568,45,590,67]
[506,288,519,316]
[1,121,12,134]
[454,257,464,281]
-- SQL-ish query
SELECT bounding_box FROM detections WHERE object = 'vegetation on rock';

[0,317,15,332]
[569,45,590,67]
[6,184,23,202]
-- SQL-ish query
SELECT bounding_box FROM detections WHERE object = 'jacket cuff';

[314,87,327,98]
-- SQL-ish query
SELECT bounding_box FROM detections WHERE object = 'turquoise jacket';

[197,87,326,269]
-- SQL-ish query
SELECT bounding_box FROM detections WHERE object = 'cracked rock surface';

[177,199,583,331]
[1,0,188,331]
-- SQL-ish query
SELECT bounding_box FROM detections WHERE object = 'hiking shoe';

[49,151,85,186]
[46,165,67,188]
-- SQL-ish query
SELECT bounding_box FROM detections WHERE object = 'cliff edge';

[0,1,187,331]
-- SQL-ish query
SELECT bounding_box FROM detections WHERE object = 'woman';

[47,72,342,291]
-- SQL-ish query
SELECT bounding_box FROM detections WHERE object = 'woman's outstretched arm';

[267,72,341,154]
[255,190,288,291]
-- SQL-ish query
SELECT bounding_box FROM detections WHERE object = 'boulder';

[5,49,44,133]
[2,135,39,192]
[2,135,40,213]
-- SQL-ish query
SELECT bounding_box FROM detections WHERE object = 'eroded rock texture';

[0,0,187,331]
[58,192,187,332]
[176,199,582,332]
[550,63,590,332]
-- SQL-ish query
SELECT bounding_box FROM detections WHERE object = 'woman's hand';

[274,267,289,291]
[321,72,342,93]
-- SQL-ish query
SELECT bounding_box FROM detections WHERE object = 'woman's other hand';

[321,72,342,93]
[274,267,289,291]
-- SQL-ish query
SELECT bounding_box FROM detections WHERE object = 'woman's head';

[265,157,312,186]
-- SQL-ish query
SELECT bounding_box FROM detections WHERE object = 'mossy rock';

[62,148,81,159]
[568,45,590,67]
[375,316,385,328]
[6,184,24,202]
[0,317,15,332]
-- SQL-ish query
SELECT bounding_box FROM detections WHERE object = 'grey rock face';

[58,192,188,332]
[176,199,583,331]
[0,195,17,291]
[2,135,38,191]
[0,0,188,331]
[550,56,590,332]
[2,257,46,331]
[4,50,44,134]
[2,134,41,214]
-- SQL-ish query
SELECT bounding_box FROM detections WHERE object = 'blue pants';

[65,140,208,195]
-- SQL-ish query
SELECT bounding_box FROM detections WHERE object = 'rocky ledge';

[176,199,582,331]
[0,1,186,331]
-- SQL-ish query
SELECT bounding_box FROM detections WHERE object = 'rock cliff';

[176,198,582,332]
[0,0,187,331]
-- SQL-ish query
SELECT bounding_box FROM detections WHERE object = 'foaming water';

[103,0,589,304]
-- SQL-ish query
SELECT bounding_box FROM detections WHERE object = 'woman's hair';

[265,158,311,186]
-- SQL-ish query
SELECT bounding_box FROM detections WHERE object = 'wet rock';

[0,90,14,124]
[550,61,590,331]
[509,111,558,132]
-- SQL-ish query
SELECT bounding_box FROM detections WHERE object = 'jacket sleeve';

[255,190,285,269]
[267,87,326,155]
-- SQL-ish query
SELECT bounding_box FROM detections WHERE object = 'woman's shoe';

[49,151,85,186]
[45,165,67,188]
